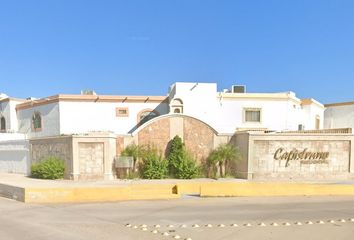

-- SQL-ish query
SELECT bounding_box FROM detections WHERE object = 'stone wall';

[30,136,72,178]
[128,115,224,163]
[78,143,104,180]
[183,117,215,163]
[138,117,170,156]
[233,132,354,180]
[253,140,350,179]
[30,133,117,180]
[116,137,124,156]
[229,134,249,179]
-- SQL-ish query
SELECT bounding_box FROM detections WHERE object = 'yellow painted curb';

[4,181,354,203]
[24,184,180,203]
[177,182,202,195]
[200,182,354,197]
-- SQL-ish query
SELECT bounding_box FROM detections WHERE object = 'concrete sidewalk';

[1,173,354,203]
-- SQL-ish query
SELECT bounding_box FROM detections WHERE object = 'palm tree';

[208,144,240,178]
[121,143,144,171]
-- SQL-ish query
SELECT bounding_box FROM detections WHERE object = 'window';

[298,124,305,131]
[32,112,42,131]
[0,117,5,131]
[244,109,261,123]
[138,109,159,126]
[116,108,129,117]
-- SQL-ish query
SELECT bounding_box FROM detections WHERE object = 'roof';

[301,98,325,108]
[325,101,354,108]
[16,94,168,110]
[219,92,302,104]
[0,97,26,104]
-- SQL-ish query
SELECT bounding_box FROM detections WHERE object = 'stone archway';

[117,114,226,163]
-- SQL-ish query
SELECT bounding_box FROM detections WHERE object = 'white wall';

[9,100,23,132]
[0,133,26,141]
[169,82,219,130]
[324,105,354,129]
[213,99,304,133]
[59,101,169,135]
[8,82,325,137]
[168,82,324,133]
[17,102,61,138]
[302,104,324,130]
[0,139,30,175]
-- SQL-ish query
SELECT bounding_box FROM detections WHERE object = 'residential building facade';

[0,82,325,139]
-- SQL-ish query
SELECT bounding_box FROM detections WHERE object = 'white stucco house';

[0,82,325,139]
[324,101,354,129]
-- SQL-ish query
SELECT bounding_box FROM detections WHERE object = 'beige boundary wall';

[232,132,354,180]
[26,115,354,181]
[30,133,117,180]
[28,115,231,180]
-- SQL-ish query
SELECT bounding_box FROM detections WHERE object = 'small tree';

[208,144,240,178]
[168,135,184,176]
[167,135,199,179]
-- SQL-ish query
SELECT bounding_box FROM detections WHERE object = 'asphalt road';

[1,196,354,240]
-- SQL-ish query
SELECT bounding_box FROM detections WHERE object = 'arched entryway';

[120,114,222,163]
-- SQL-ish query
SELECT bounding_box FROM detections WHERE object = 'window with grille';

[116,108,129,117]
[32,112,42,131]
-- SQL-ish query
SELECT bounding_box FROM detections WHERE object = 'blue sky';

[0,0,353,103]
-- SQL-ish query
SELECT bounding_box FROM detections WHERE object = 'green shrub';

[139,146,168,179]
[174,151,199,179]
[167,135,199,179]
[31,157,65,180]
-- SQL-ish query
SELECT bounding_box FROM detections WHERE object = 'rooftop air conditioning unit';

[81,90,97,95]
[26,97,38,101]
[232,85,246,93]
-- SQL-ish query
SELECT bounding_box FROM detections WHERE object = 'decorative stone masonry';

[78,143,104,180]
[127,115,224,163]
[138,117,170,156]
[30,136,73,178]
[232,132,354,180]
[183,117,215,163]
[30,133,117,180]
[116,137,125,156]
[253,140,350,178]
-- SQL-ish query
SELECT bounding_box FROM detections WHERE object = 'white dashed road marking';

[125,217,354,239]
